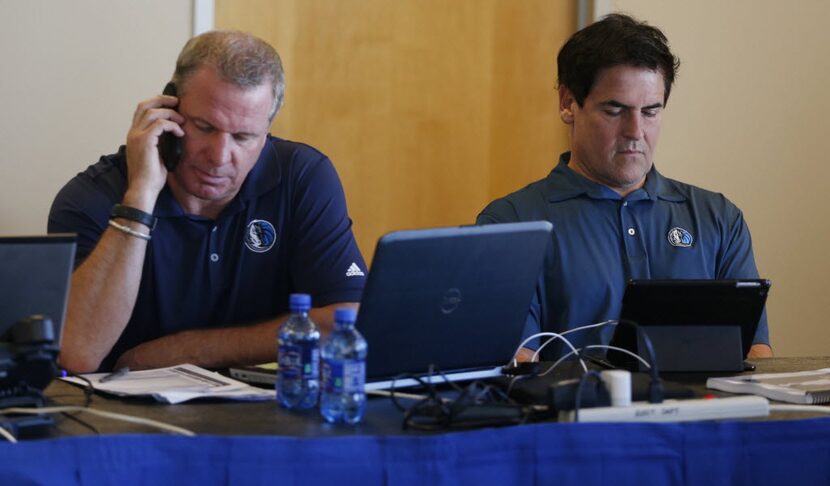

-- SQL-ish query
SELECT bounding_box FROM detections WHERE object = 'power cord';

[0,406,196,440]
[531,320,618,362]
[543,344,651,377]
[379,320,665,427]
[573,371,604,422]
[615,319,663,403]
[505,344,650,396]
[59,410,100,436]
[505,331,587,397]
[0,371,196,443]
[504,319,664,411]
[402,381,531,431]
[62,370,96,408]
[384,367,534,431]
[512,332,588,372]
[0,423,17,443]
[388,373,446,414]
[52,370,100,435]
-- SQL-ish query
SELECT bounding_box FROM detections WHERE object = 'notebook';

[609,279,771,372]
[357,221,551,390]
[0,234,76,344]
[230,221,552,390]
[707,368,830,404]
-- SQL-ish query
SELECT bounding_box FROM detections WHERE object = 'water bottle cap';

[289,293,312,310]
[334,307,357,324]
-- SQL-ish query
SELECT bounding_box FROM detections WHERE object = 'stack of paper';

[62,364,275,404]
[706,368,830,405]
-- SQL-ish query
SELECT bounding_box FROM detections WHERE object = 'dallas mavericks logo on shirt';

[244,219,277,253]
[667,227,694,248]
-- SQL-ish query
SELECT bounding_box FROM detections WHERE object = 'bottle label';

[323,360,366,393]
[278,343,319,380]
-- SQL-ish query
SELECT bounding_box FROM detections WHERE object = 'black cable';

[389,374,434,412]
[403,380,530,430]
[402,387,452,431]
[390,371,458,431]
[390,364,467,413]
[402,367,453,430]
[32,372,97,435]
[433,367,466,394]
[386,365,536,430]
[59,411,100,435]
[573,370,602,422]
[62,371,95,407]
[616,319,664,403]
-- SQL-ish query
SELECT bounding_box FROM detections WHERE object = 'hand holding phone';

[158,82,182,171]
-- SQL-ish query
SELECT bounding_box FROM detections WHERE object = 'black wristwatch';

[111,204,157,231]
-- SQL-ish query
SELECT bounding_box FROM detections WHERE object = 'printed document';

[61,363,275,404]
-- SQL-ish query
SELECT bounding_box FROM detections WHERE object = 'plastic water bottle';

[276,293,320,410]
[320,307,368,424]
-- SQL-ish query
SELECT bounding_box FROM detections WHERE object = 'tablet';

[609,279,771,372]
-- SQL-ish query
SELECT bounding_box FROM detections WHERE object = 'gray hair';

[172,30,285,120]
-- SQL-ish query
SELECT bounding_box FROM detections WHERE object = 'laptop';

[0,234,76,401]
[608,279,771,373]
[358,221,551,390]
[0,234,76,347]
[230,221,552,390]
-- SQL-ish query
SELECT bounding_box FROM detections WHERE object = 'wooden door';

[216,0,573,261]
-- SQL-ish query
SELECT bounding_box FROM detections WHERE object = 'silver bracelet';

[108,219,152,241]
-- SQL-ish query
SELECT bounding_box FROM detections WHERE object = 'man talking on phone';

[49,31,367,372]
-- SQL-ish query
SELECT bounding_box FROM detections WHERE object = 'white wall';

[612,1,830,356]
[0,0,192,233]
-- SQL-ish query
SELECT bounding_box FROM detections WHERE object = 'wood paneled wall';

[216,0,573,261]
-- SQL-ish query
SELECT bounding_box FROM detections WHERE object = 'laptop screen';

[0,234,76,344]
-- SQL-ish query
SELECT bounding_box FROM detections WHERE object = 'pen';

[100,367,130,383]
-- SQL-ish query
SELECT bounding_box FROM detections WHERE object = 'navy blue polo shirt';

[49,136,367,370]
[477,152,768,359]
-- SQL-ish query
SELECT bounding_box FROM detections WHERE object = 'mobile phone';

[158,82,181,171]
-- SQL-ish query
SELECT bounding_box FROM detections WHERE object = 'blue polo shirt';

[49,136,367,370]
[477,152,768,359]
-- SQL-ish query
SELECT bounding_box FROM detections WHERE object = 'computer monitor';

[0,234,76,342]
[0,234,76,400]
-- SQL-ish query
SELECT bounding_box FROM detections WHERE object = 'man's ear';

[558,85,576,124]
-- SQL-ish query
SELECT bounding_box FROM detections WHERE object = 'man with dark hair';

[477,14,771,360]
[49,31,367,372]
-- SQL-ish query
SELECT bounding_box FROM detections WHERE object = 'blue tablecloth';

[2,417,829,485]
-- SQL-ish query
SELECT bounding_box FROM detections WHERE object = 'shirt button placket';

[619,200,649,278]
[208,225,220,288]
[209,225,219,263]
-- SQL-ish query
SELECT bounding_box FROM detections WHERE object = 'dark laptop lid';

[0,234,76,344]
[356,221,552,384]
